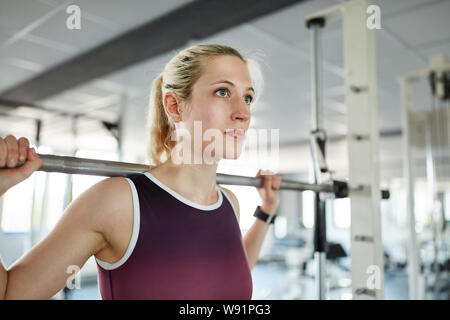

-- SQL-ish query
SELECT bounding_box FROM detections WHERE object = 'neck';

[154,157,220,204]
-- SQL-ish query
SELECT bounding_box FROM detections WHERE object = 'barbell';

[13,154,389,199]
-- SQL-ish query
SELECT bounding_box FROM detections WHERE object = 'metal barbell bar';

[12,154,389,199]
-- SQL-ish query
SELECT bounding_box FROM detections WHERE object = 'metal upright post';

[425,108,440,299]
[306,16,327,300]
[399,78,421,300]
[341,0,384,299]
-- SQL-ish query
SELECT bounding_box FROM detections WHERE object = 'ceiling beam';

[0,0,308,106]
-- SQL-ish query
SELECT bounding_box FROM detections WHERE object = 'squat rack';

[306,0,384,300]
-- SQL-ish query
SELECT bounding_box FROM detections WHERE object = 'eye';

[215,88,229,98]
[244,95,253,105]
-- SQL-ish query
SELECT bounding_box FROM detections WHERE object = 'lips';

[225,128,246,138]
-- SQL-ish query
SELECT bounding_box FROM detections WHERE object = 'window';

[1,173,35,233]
[221,184,261,233]
[274,215,287,238]
[217,162,262,233]
[44,173,68,231]
[302,191,315,228]
[302,192,351,229]
[333,198,351,229]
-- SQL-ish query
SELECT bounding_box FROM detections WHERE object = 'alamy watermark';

[366,264,381,290]
[167,121,280,173]
[366,5,381,30]
[66,265,81,290]
[66,5,81,30]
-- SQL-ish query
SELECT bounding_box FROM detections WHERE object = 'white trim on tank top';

[144,171,224,211]
[217,185,239,222]
[95,178,140,271]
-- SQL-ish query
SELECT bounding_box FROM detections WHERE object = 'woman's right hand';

[0,135,42,197]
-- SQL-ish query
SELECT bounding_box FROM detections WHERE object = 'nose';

[231,100,250,123]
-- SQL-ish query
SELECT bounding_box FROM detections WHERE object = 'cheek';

[196,99,227,128]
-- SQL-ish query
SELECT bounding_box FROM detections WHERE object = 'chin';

[208,148,243,161]
[222,150,243,160]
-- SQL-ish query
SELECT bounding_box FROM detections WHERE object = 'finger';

[269,175,279,190]
[16,148,42,180]
[274,175,282,189]
[257,169,271,190]
[260,169,273,176]
[264,174,272,192]
[4,135,18,168]
[256,169,272,176]
[18,137,29,162]
[0,137,6,167]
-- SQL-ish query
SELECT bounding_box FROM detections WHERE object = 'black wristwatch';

[253,206,276,224]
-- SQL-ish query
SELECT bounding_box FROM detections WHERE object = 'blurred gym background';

[0,0,449,300]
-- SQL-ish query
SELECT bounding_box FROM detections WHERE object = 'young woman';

[0,44,281,300]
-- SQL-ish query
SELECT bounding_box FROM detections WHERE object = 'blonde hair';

[147,44,263,166]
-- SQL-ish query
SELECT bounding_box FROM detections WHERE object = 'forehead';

[197,55,251,84]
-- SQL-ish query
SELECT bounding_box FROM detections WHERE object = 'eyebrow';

[210,80,255,94]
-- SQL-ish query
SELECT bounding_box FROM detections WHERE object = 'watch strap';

[253,206,276,224]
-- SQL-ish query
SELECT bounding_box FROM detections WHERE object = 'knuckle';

[5,134,17,141]
[18,137,29,145]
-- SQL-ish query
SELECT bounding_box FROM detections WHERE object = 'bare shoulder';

[74,176,134,263]
[71,177,132,232]
[219,186,240,222]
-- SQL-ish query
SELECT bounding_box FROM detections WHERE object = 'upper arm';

[4,176,129,299]
[220,186,240,224]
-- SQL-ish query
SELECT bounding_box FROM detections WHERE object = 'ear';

[163,92,183,123]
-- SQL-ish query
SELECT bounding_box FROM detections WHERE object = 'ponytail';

[148,74,176,166]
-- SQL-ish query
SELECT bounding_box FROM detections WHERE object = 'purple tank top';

[95,172,253,299]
